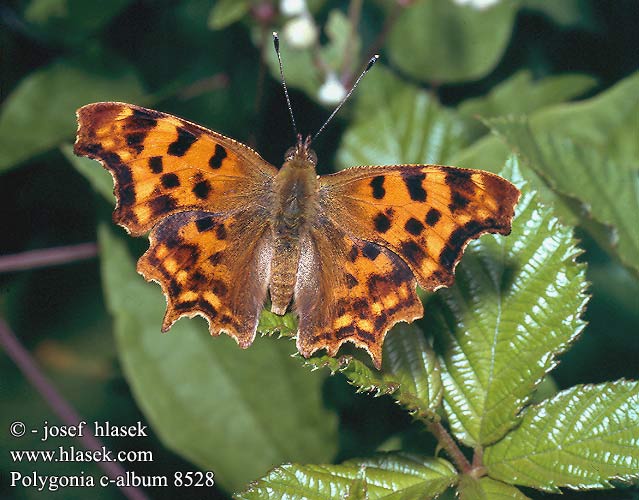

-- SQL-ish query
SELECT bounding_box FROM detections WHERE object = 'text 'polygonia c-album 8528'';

[74,101,519,368]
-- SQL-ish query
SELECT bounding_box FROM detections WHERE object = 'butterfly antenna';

[311,54,379,144]
[272,32,299,138]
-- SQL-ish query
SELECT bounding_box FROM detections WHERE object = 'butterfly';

[74,101,519,369]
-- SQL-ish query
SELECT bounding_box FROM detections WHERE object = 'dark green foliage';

[1,1,637,499]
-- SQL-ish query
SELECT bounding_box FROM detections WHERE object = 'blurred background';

[1,0,638,499]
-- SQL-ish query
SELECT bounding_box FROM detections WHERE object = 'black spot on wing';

[129,108,158,129]
[446,169,475,194]
[161,173,180,188]
[126,132,146,153]
[209,251,223,265]
[344,273,359,288]
[362,242,381,260]
[400,240,426,266]
[149,156,163,173]
[373,212,391,233]
[370,176,385,199]
[402,172,427,202]
[439,220,486,269]
[404,217,424,236]
[449,191,470,212]
[195,216,215,232]
[168,127,198,156]
[348,245,359,262]
[216,224,227,240]
[425,208,441,226]
[358,330,376,342]
[335,324,356,339]
[192,180,212,199]
[209,144,227,169]
[149,194,177,217]
[198,299,218,319]
[105,152,135,207]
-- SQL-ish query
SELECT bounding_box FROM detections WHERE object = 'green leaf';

[458,71,597,140]
[488,116,639,275]
[337,66,469,169]
[24,0,131,45]
[208,0,250,30]
[0,55,145,172]
[257,309,298,338]
[432,158,588,447]
[532,71,639,153]
[453,71,639,227]
[306,323,443,420]
[60,143,115,202]
[387,0,517,83]
[98,224,337,492]
[235,453,458,499]
[485,381,639,492]
[458,476,530,499]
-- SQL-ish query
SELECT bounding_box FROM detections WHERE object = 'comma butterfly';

[74,48,519,369]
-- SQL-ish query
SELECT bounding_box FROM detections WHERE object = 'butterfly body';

[74,102,520,368]
[270,138,319,314]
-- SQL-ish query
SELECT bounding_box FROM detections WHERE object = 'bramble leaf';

[431,158,588,447]
[235,453,458,500]
[484,381,639,492]
[458,476,530,499]
[487,116,639,275]
[338,66,469,168]
[387,0,517,83]
[458,71,597,140]
[306,323,443,420]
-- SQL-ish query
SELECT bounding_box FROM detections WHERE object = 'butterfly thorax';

[269,140,319,315]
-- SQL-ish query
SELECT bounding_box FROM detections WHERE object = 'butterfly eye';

[307,149,317,165]
[284,146,297,161]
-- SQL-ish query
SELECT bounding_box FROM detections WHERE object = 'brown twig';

[0,318,149,500]
[427,421,472,474]
[0,243,98,273]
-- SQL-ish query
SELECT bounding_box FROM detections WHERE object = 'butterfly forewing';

[320,165,520,291]
[74,102,277,235]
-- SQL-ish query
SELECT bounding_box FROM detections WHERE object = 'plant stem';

[0,318,149,500]
[0,242,98,273]
[427,421,472,473]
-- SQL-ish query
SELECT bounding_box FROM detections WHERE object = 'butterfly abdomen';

[268,158,319,315]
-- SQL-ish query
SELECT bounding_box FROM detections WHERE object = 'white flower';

[280,0,307,17]
[453,0,501,9]
[318,73,347,105]
[282,14,317,49]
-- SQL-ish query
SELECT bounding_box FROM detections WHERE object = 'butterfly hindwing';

[74,102,277,235]
[137,209,272,346]
[320,165,520,291]
[294,218,423,368]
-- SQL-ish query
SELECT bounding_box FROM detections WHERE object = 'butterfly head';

[284,133,317,166]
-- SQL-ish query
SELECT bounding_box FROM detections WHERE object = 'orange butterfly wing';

[291,165,519,367]
[74,102,277,235]
[294,221,423,369]
[75,102,277,345]
[320,165,520,290]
